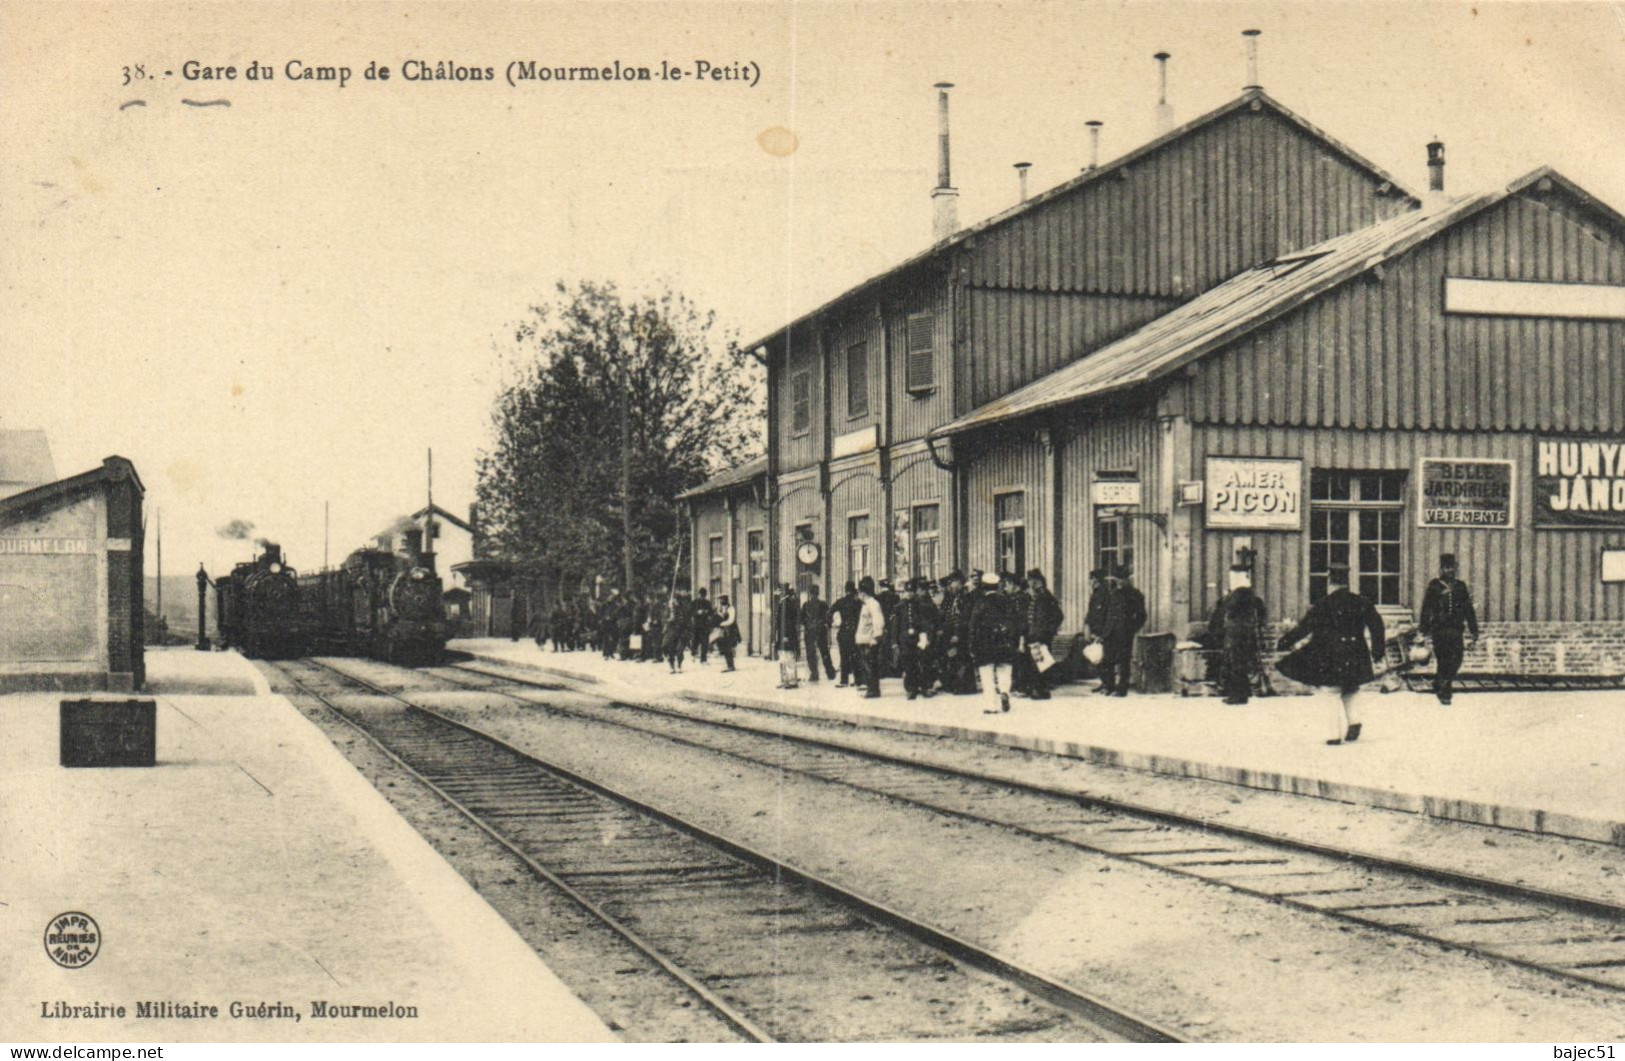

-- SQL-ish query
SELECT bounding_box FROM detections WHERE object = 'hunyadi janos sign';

[1204,457,1302,530]
[1417,458,1515,528]
[1535,437,1625,528]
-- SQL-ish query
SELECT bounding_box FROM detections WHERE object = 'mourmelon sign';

[1205,457,1302,530]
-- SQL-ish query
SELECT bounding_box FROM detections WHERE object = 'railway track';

[413,656,1625,997]
[273,657,1182,1043]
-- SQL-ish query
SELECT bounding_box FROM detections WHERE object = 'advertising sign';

[1417,459,1515,528]
[1534,437,1625,528]
[1204,457,1302,530]
[1090,480,1142,507]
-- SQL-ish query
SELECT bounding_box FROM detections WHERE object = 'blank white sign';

[1604,550,1625,584]
[1445,278,1625,320]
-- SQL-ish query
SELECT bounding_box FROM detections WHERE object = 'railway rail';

[272,657,1182,1043]
[413,656,1625,997]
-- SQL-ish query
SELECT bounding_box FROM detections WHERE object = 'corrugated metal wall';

[827,309,884,443]
[1057,409,1166,632]
[1187,425,1625,626]
[961,108,1409,300]
[692,494,733,601]
[828,459,885,587]
[889,281,955,444]
[774,472,823,590]
[961,289,1177,410]
[961,431,1049,583]
[888,452,952,581]
[776,324,823,473]
[1190,188,1625,433]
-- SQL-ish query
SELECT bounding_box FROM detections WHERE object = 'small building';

[372,503,475,588]
[0,456,146,692]
[678,456,770,656]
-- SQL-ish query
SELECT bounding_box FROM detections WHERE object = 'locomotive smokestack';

[932,82,959,242]
[402,527,423,559]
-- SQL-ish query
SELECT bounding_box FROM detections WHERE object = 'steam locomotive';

[214,532,448,665]
[213,544,304,660]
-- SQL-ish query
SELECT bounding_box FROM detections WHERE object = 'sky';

[2,1,1623,579]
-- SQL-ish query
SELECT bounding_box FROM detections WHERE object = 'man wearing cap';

[854,576,887,698]
[1209,564,1268,705]
[1016,568,1065,700]
[892,579,941,700]
[970,571,1024,713]
[1276,562,1385,744]
[800,584,836,683]
[1099,566,1147,696]
[1418,553,1478,705]
[1084,567,1114,693]
[775,583,802,688]
[935,570,970,694]
[831,581,863,687]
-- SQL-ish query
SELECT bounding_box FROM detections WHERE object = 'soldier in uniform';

[690,589,716,664]
[800,584,836,682]
[1277,562,1386,745]
[1098,566,1146,696]
[892,579,941,700]
[775,583,802,688]
[1418,553,1479,705]
[970,571,1024,713]
[1015,568,1064,700]
[1083,568,1113,693]
[1209,563,1268,704]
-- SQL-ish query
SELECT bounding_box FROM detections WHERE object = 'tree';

[477,281,762,599]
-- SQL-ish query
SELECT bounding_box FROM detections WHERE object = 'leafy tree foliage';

[477,281,762,596]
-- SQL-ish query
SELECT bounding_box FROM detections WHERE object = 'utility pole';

[155,507,162,625]
[620,344,633,592]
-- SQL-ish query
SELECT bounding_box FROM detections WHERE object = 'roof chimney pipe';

[1014,161,1032,203]
[1242,29,1262,91]
[1426,139,1446,202]
[1085,120,1103,172]
[931,82,959,242]
[1154,51,1175,134]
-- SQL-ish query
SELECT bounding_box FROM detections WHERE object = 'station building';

[0,452,147,692]
[707,74,1625,676]
[679,456,770,656]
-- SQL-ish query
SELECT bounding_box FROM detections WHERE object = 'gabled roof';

[747,88,1420,356]
[935,168,1607,437]
[677,456,768,501]
[411,503,473,534]
[0,456,143,522]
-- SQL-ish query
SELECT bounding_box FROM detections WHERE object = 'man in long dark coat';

[690,589,716,664]
[1276,563,1386,744]
[1099,566,1146,696]
[1209,565,1268,704]
[1083,567,1113,693]
[831,581,863,687]
[1418,553,1478,705]
[892,579,941,700]
[1015,568,1064,700]
[936,570,974,694]
[775,583,802,687]
[969,571,1024,713]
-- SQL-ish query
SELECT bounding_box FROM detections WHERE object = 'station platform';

[0,646,615,1043]
[454,638,1625,850]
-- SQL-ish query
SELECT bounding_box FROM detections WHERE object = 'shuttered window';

[790,371,811,436]
[906,313,936,392]
[846,342,869,418]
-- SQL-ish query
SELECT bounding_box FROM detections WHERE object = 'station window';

[708,534,725,602]
[847,513,871,585]
[1309,470,1405,604]
[906,313,936,393]
[790,370,811,437]
[994,491,1025,578]
[912,503,941,583]
[1095,511,1134,577]
[847,342,869,418]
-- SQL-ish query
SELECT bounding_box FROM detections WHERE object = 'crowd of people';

[527,552,1477,746]
[534,565,1152,716]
